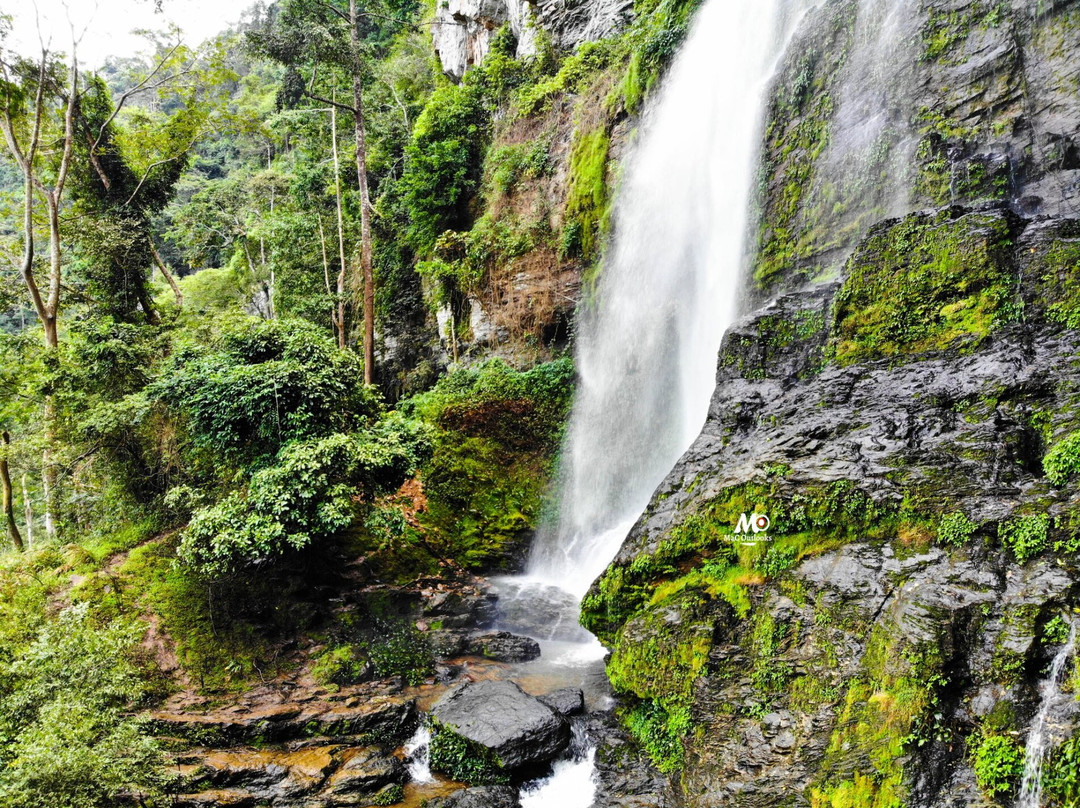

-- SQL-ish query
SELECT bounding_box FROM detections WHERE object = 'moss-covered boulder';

[430,680,570,781]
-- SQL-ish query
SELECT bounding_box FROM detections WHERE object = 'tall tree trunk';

[349,0,375,385]
[150,238,183,307]
[1,433,24,552]
[21,474,33,549]
[331,103,348,351]
[318,216,339,342]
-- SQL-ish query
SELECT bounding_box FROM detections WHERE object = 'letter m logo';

[734,512,753,534]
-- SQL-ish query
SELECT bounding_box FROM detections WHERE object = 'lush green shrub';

[0,603,164,808]
[999,515,1050,564]
[1043,615,1072,646]
[938,511,978,548]
[623,699,685,773]
[371,784,405,806]
[1045,734,1080,808]
[1044,431,1080,487]
[972,734,1025,797]
[401,83,487,252]
[429,725,508,784]
[152,318,378,464]
[177,422,431,576]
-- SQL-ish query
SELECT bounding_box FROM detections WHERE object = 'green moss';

[563,125,611,261]
[119,537,279,692]
[810,627,946,808]
[1034,236,1080,328]
[606,590,713,719]
[829,210,1018,366]
[582,478,896,643]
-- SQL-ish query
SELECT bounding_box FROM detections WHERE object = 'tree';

[0,432,22,551]
[249,0,410,384]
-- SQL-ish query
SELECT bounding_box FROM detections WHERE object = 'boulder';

[466,631,541,662]
[427,785,522,808]
[432,680,570,771]
[537,687,585,717]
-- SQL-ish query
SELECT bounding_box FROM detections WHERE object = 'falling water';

[405,725,434,784]
[527,0,802,597]
[1017,620,1076,808]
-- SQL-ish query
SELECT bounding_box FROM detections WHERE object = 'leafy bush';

[999,515,1050,564]
[972,734,1025,797]
[938,511,978,548]
[177,422,431,576]
[1044,431,1080,487]
[0,603,164,808]
[429,725,508,784]
[623,699,685,773]
[401,83,487,252]
[1043,615,1072,646]
[1045,734,1080,808]
[152,318,378,463]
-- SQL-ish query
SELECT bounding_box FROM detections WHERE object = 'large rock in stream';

[431,680,570,771]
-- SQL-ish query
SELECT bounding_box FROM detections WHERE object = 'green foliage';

[401,83,488,252]
[429,725,508,785]
[311,644,370,686]
[152,318,379,463]
[622,699,686,773]
[177,423,430,576]
[515,41,616,116]
[372,783,405,805]
[0,603,164,808]
[1045,734,1080,808]
[999,514,1050,564]
[1044,431,1080,487]
[938,511,978,548]
[1043,615,1072,646]
[972,734,1025,797]
[830,210,1018,365]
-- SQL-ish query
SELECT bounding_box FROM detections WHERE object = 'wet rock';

[149,693,418,746]
[426,785,522,808]
[537,687,585,717]
[432,680,570,771]
[323,747,404,795]
[466,631,541,662]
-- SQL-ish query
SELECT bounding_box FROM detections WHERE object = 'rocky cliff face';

[432,0,633,79]
[583,0,1080,805]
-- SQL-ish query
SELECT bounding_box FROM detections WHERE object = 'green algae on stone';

[830,209,1018,366]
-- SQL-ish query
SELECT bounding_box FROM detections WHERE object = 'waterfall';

[1017,620,1077,808]
[527,0,800,596]
[519,722,597,808]
[405,725,434,784]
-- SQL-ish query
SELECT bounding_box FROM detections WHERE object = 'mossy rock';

[830,208,1019,365]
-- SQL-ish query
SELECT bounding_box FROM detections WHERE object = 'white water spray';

[527,0,797,596]
[1017,620,1076,808]
[405,725,434,784]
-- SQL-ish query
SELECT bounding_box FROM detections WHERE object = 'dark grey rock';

[537,687,585,717]
[426,785,521,808]
[432,680,570,771]
[466,631,541,663]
